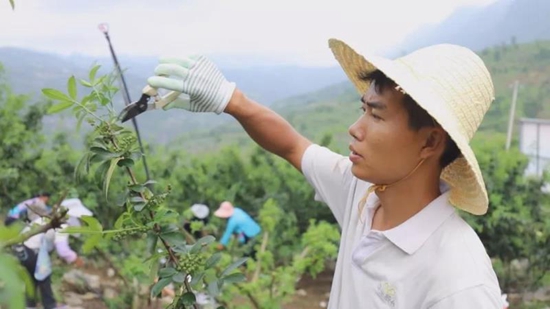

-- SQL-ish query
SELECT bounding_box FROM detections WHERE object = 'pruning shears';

[118,85,183,123]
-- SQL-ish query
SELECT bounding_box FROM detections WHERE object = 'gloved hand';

[147,55,236,114]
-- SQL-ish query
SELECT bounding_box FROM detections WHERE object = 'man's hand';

[73,256,85,268]
[147,55,236,114]
[216,244,225,251]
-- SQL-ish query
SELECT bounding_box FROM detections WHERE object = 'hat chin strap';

[358,158,426,224]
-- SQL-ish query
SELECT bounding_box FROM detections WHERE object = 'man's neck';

[371,171,442,231]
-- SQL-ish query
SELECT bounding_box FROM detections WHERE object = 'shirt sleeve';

[219,218,237,246]
[54,225,78,263]
[428,285,504,309]
[301,144,354,226]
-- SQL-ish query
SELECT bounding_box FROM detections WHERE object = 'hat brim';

[328,38,488,215]
[214,208,234,218]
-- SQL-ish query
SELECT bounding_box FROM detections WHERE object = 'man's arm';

[224,89,312,172]
[219,219,237,247]
[428,285,503,309]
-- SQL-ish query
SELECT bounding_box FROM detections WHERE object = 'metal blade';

[118,94,151,122]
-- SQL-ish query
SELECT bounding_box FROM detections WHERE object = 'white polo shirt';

[301,144,503,309]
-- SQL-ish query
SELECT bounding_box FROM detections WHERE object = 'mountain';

[0,47,346,144]
[172,40,550,154]
[393,0,550,55]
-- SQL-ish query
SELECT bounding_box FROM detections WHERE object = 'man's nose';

[348,119,364,141]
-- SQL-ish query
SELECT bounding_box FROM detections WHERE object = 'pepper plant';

[42,66,247,308]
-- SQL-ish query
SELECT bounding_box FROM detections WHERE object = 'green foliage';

[463,134,550,293]
[40,66,250,308]
[215,199,340,308]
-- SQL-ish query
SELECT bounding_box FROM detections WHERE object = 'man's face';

[348,82,430,185]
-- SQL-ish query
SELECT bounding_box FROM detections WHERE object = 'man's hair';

[359,70,461,169]
[37,192,51,198]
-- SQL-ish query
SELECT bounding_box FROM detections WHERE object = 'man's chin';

[351,165,375,183]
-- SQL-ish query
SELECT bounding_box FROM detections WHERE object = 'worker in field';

[183,203,210,240]
[13,198,90,309]
[145,39,503,308]
[4,192,51,226]
[214,201,261,258]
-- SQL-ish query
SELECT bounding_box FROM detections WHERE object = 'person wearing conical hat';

[146,39,502,308]
[213,201,261,257]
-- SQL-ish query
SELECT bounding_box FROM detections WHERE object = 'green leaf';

[9,0,14,9]
[190,272,205,287]
[161,232,185,246]
[222,272,246,284]
[159,267,178,278]
[205,252,222,269]
[181,292,196,306]
[89,65,101,82]
[171,244,189,254]
[94,160,111,185]
[68,76,77,99]
[47,101,73,114]
[191,235,215,254]
[104,157,122,198]
[128,184,145,193]
[221,257,248,277]
[150,277,171,298]
[149,255,160,283]
[0,254,26,309]
[207,279,220,297]
[80,79,93,87]
[90,147,121,161]
[172,272,186,283]
[133,203,147,211]
[113,213,129,229]
[147,232,158,255]
[42,88,71,102]
[74,153,89,182]
[82,233,102,254]
[117,158,134,167]
[0,224,24,243]
[76,112,86,132]
[80,216,103,231]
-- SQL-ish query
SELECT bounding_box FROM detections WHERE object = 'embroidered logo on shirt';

[376,281,397,308]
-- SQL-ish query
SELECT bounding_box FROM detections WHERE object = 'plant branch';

[73,99,103,122]
[109,134,198,309]
[236,283,261,309]
[4,208,68,247]
[251,231,269,282]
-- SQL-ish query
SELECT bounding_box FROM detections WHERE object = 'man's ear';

[420,128,447,159]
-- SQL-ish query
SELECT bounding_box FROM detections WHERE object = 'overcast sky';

[1,0,497,66]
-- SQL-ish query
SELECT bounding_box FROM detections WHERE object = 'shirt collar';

[367,181,456,255]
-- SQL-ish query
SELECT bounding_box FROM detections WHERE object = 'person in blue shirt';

[214,201,261,258]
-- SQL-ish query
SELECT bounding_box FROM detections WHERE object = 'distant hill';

[173,40,550,154]
[392,0,550,56]
[0,47,346,144]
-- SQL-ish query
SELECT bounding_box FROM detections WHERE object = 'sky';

[1,0,498,67]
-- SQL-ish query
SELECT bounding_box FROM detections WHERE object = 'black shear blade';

[119,94,151,123]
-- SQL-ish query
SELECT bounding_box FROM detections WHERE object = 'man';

[214,201,261,255]
[5,192,51,226]
[14,198,90,309]
[146,39,502,308]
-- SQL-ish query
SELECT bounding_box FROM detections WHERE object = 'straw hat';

[214,201,235,218]
[328,39,495,215]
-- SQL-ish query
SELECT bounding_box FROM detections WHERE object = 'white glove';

[147,55,236,114]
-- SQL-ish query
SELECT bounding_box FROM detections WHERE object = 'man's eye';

[371,113,382,120]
